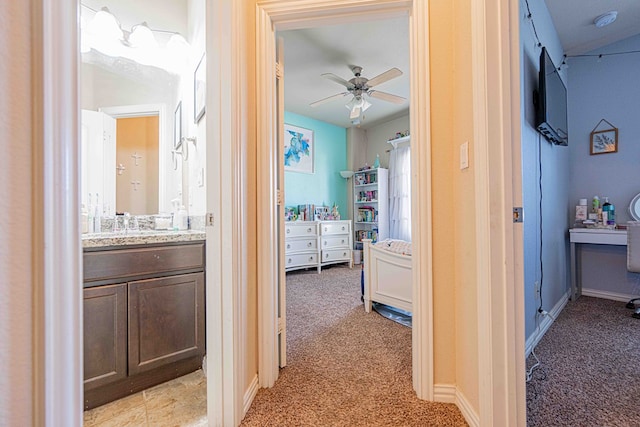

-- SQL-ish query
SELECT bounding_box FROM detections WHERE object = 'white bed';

[362,239,412,313]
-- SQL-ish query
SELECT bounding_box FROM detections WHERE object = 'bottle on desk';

[602,197,615,226]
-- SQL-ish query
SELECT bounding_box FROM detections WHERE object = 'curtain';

[388,145,411,241]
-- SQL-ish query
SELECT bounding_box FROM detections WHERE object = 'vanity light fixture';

[594,11,618,28]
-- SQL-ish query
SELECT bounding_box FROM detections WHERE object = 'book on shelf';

[297,204,315,221]
[357,206,377,223]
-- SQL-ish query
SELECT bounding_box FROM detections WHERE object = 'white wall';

[184,0,206,216]
[0,2,33,424]
[520,0,570,341]
[364,114,410,169]
[567,34,640,296]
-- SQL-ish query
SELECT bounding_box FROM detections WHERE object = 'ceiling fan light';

[361,98,372,112]
[594,11,617,28]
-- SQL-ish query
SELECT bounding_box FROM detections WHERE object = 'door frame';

[99,103,167,214]
[255,0,434,399]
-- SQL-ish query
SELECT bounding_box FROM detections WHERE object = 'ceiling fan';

[310,65,406,120]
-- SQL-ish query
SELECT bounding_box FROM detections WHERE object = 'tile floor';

[83,370,207,427]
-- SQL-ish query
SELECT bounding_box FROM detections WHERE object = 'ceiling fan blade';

[321,73,356,90]
[366,67,403,88]
[309,92,350,107]
[369,90,406,105]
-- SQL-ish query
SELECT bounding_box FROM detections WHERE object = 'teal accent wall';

[284,111,348,219]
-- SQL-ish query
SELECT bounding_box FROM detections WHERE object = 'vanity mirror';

[630,192,640,221]
[80,2,187,217]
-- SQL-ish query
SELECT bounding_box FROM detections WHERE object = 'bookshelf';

[353,167,388,251]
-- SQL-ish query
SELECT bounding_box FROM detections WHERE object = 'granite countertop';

[82,230,206,248]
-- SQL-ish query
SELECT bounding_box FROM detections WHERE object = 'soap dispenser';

[176,205,189,230]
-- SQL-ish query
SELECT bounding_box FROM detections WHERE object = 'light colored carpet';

[241,265,467,426]
[527,296,640,426]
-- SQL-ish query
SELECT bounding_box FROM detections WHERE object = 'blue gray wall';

[567,34,640,298]
[284,111,348,217]
[520,0,571,341]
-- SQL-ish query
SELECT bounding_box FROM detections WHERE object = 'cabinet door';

[128,273,205,375]
[83,283,127,390]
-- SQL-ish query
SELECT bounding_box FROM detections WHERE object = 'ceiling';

[280,3,640,130]
[279,16,409,130]
[545,0,640,55]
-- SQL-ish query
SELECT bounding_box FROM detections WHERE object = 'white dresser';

[284,220,353,272]
[319,220,353,269]
[284,221,320,272]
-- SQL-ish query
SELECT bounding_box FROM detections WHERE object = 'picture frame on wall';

[590,128,618,155]
[194,53,206,124]
[284,124,314,174]
[174,101,182,148]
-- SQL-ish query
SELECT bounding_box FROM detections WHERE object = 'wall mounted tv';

[535,47,568,146]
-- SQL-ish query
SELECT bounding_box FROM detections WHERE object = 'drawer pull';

[307,228,312,233]
[343,252,347,257]
[307,242,312,247]
[309,256,314,261]
[341,239,345,244]
[341,226,346,231]
[324,241,327,246]
[286,229,291,234]
[286,244,291,249]
[288,258,292,264]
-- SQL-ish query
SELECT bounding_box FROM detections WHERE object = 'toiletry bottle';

[177,205,188,230]
[592,195,600,214]
[81,204,88,234]
[87,193,94,233]
[602,197,615,226]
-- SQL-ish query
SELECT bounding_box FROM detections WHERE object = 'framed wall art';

[590,119,618,155]
[284,124,314,173]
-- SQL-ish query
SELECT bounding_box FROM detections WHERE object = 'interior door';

[81,110,116,215]
[277,36,287,367]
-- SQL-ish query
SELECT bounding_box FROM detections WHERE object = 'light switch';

[460,141,469,170]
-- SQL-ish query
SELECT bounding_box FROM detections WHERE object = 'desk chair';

[624,222,640,317]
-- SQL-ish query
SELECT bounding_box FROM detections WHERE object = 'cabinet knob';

[309,256,314,261]
[286,244,291,249]
[341,226,345,231]
[307,228,312,233]
[288,258,292,264]
[341,239,345,244]
[307,242,312,247]
[343,252,347,257]
[324,241,327,246]
[286,229,290,234]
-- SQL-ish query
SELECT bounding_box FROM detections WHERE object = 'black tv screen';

[535,47,568,145]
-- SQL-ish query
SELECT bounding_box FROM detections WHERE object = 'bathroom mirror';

[80,2,186,217]
[630,192,640,221]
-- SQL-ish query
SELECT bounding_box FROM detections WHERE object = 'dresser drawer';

[285,238,318,253]
[321,221,350,235]
[286,252,319,269]
[84,243,204,283]
[321,235,349,249]
[322,248,351,262]
[285,223,318,238]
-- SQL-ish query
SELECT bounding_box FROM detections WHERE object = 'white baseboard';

[243,374,259,416]
[525,291,568,357]
[433,384,456,403]
[456,388,479,427]
[433,384,479,427]
[581,288,638,303]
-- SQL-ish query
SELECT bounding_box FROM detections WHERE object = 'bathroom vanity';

[82,231,206,409]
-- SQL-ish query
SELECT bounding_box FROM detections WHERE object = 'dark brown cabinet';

[83,283,127,390]
[83,242,205,410]
[128,273,205,375]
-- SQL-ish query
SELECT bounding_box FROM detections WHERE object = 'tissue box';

[575,205,587,221]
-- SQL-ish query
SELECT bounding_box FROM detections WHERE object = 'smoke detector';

[594,11,618,28]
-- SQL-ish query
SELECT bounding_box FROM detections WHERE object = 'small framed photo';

[590,128,618,155]
[174,101,182,148]
[284,124,314,174]
[194,53,206,124]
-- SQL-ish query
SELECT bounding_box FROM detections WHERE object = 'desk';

[569,228,627,300]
